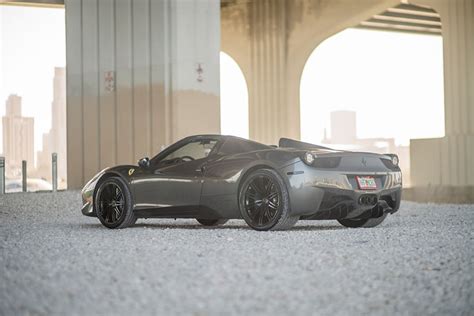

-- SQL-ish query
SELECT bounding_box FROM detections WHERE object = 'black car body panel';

[82,135,402,221]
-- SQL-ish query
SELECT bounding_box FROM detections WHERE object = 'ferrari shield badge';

[128,168,135,176]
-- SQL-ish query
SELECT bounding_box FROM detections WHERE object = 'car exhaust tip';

[359,194,378,206]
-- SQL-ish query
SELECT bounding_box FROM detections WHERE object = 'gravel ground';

[0,191,473,316]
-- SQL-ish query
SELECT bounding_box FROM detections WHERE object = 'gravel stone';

[0,191,473,315]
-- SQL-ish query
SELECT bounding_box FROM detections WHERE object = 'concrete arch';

[299,26,445,142]
[221,0,474,201]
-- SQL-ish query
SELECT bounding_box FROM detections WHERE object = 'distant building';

[2,94,35,177]
[323,110,411,186]
[36,67,67,188]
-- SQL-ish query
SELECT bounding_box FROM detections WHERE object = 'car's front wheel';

[239,168,298,231]
[95,176,136,229]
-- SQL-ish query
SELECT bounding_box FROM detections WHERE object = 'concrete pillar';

[409,0,474,202]
[246,0,295,145]
[65,0,220,188]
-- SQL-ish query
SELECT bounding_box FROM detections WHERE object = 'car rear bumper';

[281,161,402,218]
[300,186,401,220]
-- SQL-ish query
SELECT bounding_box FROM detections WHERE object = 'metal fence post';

[22,160,27,192]
[0,157,5,194]
[52,153,58,192]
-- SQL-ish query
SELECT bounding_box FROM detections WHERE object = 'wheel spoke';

[246,190,258,201]
[246,200,261,208]
[249,182,263,196]
[267,191,278,200]
[268,200,278,209]
[258,177,268,195]
[113,206,121,218]
[106,205,113,223]
[258,205,267,225]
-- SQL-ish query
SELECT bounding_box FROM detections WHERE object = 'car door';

[132,137,219,216]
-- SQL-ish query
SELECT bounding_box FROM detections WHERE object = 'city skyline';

[1,67,66,187]
[2,94,35,177]
[323,109,411,186]
[0,5,66,155]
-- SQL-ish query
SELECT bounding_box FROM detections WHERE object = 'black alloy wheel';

[245,175,280,226]
[96,177,136,229]
[239,169,298,231]
[99,182,124,224]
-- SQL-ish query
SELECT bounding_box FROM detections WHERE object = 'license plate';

[356,176,377,190]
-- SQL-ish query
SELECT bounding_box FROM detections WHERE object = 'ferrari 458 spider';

[81,135,402,231]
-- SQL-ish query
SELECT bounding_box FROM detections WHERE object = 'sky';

[0,6,444,155]
[0,6,66,154]
[220,52,249,139]
[300,28,444,146]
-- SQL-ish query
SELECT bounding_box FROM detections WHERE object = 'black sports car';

[81,135,402,231]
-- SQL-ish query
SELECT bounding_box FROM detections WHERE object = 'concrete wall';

[65,0,221,188]
[222,0,474,202]
[407,0,474,202]
[221,0,399,145]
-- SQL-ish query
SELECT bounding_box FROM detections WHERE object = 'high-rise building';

[36,67,67,187]
[2,94,35,177]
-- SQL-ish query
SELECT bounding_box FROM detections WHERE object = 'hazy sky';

[300,28,444,146]
[220,52,249,139]
[1,6,444,155]
[0,6,65,154]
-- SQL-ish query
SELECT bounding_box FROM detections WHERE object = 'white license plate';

[356,176,377,190]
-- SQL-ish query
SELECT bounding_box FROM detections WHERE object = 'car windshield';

[156,139,218,167]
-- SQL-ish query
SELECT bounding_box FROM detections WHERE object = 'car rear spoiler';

[278,138,334,150]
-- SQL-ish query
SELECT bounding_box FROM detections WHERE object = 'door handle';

[154,170,163,175]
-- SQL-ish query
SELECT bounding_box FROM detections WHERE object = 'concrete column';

[65,0,220,188]
[409,0,474,202]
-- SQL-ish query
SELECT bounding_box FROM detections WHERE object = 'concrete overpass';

[2,0,473,202]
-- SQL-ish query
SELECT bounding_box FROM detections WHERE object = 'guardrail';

[22,160,27,192]
[52,153,58,192]
[0,153,59,194]
[0,157,4,194]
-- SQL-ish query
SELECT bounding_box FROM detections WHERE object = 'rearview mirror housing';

[138,157,150,169]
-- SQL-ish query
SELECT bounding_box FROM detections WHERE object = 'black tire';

[239,168,298,231]
[337,213,387,228]
[196,218,228,226]
[95,176,136,229]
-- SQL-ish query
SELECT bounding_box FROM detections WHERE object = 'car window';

[218,137,270,155]
[157,139,218,167]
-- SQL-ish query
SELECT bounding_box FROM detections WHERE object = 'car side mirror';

[138,157,150,169]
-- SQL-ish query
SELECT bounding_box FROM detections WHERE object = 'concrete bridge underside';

[221,0,474,202]
[3,0,473,202]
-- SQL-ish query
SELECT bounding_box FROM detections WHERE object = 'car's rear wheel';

[239,169,298,231]
[196,218,228,226]
[337,213,387,228]
[95,176,136,229]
